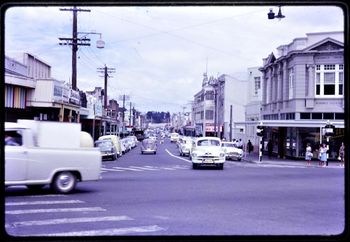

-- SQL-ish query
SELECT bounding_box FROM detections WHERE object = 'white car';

[190,137,225,169]
[179,137,193,156]
[221,141,244,161]
[170,132,179,143]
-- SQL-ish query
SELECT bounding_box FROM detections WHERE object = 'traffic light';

[256,125,264,137]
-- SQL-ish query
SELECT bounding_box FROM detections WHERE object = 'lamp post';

[324,120,335,166]
[59,29,105,90]
[267,6,285,20]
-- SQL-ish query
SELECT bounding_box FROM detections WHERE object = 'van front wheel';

[51,171,77,194]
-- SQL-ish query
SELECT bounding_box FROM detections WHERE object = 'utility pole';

[97,65,116,110]
[129,102,132,126]
[229,105,233,141]
[59,6,91,91]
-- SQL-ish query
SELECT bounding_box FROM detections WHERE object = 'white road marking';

[5,216,133,227]
[112,166,145,172]
[6,200,84,206]
[101,167,125,172]
[129,166,159,171]
[165,149,191,163]
[33,225,165,236]
[6,207,106,215]
[161,167,176,170]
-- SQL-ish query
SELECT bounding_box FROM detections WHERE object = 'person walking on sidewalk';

[319,143,328,167]
[247,140,253,154]
[339,142,345,167]
[305,143,313,166]
[267,139,273,158]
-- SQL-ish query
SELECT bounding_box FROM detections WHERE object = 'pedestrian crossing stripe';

[30,225,165,236]
[6,200,84,206]
[5,216,133,228]
[6,207,106,215]
[101,165,189,173]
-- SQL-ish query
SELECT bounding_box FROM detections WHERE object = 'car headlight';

[192,153,197,158]
[220,153,225,157]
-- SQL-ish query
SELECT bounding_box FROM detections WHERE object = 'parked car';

[170,132,179,142]
[95,140,117,161]
[190,137,225,169]
[127,135,138,148]
[98,135,122,158]
[121,138,132,152]
[119,139,127,154]
[140,138,157,154]
[221,141,244,161]
[179,137,193,156]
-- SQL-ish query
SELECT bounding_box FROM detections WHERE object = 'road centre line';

[34,225,165,236]
[5,216,133,227]
[6,200,84,206]
[6,207,106,215]
[165,149,191,163]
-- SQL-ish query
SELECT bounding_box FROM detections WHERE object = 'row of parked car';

[94,135,138,161]
[170,132,244,169]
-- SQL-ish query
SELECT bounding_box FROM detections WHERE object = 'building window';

[205,91,214,100]
[300,113,311,119]
[205,110,214,120]
[288,68,294,99]
[315,64,343,97]
[254,77,261,95]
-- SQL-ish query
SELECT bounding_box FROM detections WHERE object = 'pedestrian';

[238,139,243,149]
[339,142,345,167]
[247,140,253,154]
[318,143,328,167]
[5,133,19,146]
[305,143,313,166]
[267,139,273,158]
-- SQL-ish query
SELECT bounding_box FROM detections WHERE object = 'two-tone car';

[221,141,244,161]
[190,137,225,169]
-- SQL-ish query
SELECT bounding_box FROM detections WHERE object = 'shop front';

[262,120,344,160]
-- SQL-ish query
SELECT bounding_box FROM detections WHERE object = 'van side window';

[5,130,22,146]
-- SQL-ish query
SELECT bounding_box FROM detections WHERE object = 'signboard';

[205,124,223,132]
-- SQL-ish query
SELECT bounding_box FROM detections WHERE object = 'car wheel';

[141,151,144,154]
[51,171,77,194]
[154,151,156,154]
[218,164,224,170]
[192,163,197,169]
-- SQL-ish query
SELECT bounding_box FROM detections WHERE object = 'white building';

[192,73,249,140]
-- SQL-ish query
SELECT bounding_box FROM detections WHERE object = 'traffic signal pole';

[257,122,264,162]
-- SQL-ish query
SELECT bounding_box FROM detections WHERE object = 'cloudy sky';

[4,4,344,113]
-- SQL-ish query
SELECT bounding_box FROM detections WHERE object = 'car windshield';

[96,141,113,150]
[197,139,220,146]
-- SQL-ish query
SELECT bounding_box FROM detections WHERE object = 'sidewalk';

[242,152,343,168]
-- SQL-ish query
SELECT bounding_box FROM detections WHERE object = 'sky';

[4,4,344,113]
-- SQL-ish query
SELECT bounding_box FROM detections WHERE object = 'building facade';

[192,73,249,139]
[259,31,344,159]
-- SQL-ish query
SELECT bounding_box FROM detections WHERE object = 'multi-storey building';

[192,73,248,139]
[259,31,344,159]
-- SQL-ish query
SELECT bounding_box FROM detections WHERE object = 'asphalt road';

[4,138,345,238]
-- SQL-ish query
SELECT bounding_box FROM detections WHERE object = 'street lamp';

[324,120,335,166]
[267,6,285,20]
[59,31,105,91]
